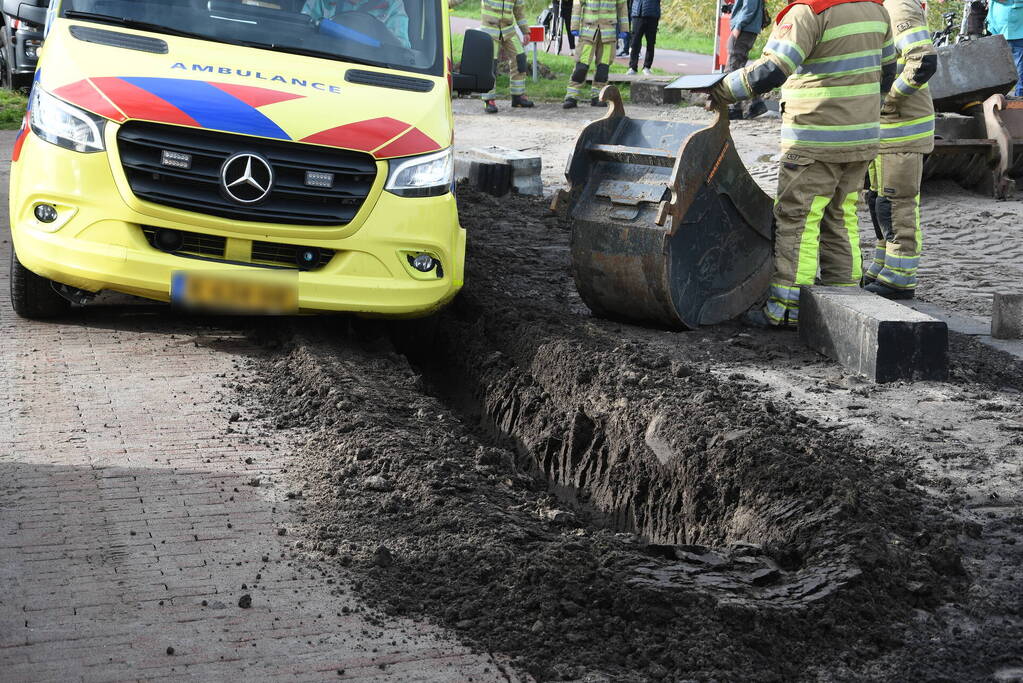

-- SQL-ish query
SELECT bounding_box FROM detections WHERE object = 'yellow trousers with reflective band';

[566,36,613,100]
[482,28,527,100]
[765,156,869,326]
[865,152,923,290]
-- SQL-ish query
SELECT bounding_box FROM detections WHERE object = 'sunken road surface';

[2,104,1022,680]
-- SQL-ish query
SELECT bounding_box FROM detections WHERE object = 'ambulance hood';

[37,20,450,159]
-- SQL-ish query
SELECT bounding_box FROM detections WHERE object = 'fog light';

[409,253,436,273]
[34,204,58,223]
[155,228,184,252]
[296,247,321,269]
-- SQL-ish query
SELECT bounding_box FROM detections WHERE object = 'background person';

[987,0,1023,95]
[626,0,660,75]
[725,0,769,119]
[563,0,629,108]
[618,0,633,55]
[452,0,536,112]
[561,0,576,50]
[303,0,411,47]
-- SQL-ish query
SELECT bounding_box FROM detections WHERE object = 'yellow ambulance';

[8,0,493,318]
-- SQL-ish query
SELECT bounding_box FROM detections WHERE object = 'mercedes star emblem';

[220,152,274,204]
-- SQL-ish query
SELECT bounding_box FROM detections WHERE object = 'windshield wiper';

[63,10,214,41]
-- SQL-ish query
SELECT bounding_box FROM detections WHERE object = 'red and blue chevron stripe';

[47,77,440,159]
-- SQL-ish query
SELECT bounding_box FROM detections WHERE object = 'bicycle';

[932,0,988,47]
[931,11,958,47]
[538,0,565,54]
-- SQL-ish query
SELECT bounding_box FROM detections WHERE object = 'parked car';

[1,0,48,90]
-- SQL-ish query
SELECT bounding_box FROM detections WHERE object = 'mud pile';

[241,188,981,680]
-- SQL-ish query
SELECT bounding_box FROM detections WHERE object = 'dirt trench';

[236,187,996,681]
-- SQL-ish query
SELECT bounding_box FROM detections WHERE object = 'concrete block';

[992,293,1023,339]
[454,146,542,196]
[799,287,948,383]
[930,35,1019,113]
[456,161,512,196]
[630,80,682,106]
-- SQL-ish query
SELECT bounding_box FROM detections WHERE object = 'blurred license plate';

[171,271,298,314]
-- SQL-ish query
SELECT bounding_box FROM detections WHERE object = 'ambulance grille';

[117,122,377,226]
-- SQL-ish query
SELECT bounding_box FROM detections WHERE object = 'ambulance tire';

[0,29,13,91]
[9,248,70,319]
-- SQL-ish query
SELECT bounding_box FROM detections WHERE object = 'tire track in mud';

[242,188,982,680]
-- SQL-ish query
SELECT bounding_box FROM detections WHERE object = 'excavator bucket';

[923,37,1023,198]
[554,87,773,330]
[925,95,1023,199]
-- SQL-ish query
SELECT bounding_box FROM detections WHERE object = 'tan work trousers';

[482,28,527,100]
[566,36,613,100]
[765,155,870,326]
[864,152,923,290]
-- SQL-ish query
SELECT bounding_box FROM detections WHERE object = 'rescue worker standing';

[455,0,536,113]
[563,0,629,108]
[862,0,937,299]
[708,0,896,327]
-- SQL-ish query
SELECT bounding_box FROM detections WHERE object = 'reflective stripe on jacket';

[714,1,896,162]
[571,0,629,41]
[880,0,936,152]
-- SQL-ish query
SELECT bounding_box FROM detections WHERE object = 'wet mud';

[238,187,1022,680]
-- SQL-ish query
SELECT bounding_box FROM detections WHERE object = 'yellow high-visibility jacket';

[714,0,897,163]
[880,0,937,153]
[570,0,628,43]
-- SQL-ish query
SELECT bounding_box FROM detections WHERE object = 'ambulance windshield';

[61,0,443,76]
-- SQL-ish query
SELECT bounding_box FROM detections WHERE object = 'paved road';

[449,15,714,75]
[0,130,510,680]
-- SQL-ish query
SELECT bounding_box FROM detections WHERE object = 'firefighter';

[708,0,897,327]
[862,0,937,299]
[452,0,536,113]
[563,0,629,108]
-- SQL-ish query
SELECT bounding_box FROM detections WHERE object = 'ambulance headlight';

[385,148,452,198]
[30,87,106,153]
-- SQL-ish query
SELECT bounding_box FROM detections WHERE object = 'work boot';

[741,308,797,330]
[626,67,637,75]
[484,99,498,114]
[728,106,744,121]
[591,96,605,107]
[865,281,915,300]
[748,100,768,118]
[511,94,535,108]
[563,98,578,109]
[741,309,775,329]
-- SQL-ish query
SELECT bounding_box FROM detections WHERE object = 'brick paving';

[0,137,511,681]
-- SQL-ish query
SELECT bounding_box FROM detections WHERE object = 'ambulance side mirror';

[3,0,49,26]
[453,29,495,95]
